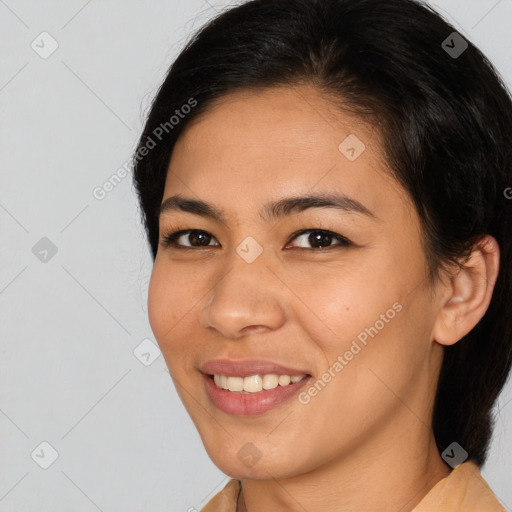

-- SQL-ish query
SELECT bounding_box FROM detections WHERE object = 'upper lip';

[200,359,311,377]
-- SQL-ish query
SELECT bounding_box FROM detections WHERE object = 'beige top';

[201,461,506,511]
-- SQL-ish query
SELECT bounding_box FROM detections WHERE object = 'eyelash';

[160,227,353,251]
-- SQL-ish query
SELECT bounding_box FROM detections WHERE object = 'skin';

[148,84,500,512]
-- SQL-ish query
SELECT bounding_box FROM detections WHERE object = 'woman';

[132,0,512,510]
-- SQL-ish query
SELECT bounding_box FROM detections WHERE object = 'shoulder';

[200,479,241,512]
[413,461,506,512]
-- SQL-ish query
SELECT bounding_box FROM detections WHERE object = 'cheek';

[147,260,209,375]
[294,260,399,352]
[299,246,428,380]
[147,261,185,344]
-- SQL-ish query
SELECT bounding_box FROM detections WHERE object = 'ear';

[433,235,500,346]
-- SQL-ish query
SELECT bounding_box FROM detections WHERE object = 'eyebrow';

[159,192,377,222]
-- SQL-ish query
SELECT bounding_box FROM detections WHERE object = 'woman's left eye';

[287,229,352,250]
[160,228,352,250]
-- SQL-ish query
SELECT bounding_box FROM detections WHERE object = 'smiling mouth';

[202,369,313,416]
[210,373,309,393]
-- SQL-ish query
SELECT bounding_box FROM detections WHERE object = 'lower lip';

[202,373,311,416]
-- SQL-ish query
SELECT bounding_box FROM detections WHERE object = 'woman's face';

[148,85,446,479]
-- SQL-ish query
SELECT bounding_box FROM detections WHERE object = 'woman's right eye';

[161,230,220,249]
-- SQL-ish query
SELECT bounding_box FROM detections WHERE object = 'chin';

[211,457,294,481]
[201,440,307,481]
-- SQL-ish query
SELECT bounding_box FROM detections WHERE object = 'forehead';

[164,85,411,220]
[174,85,378,158]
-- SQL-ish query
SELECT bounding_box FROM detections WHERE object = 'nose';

[199,254,287,339]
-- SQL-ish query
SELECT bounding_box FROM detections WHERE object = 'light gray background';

[1,1,511,511]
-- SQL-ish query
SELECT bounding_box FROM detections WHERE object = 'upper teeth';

[214,374,306,393]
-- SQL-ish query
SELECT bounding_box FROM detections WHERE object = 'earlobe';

[433,235,500,347]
